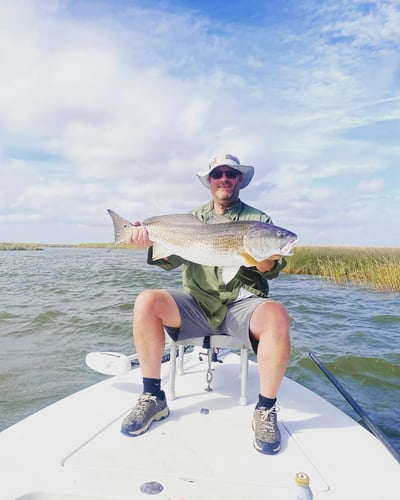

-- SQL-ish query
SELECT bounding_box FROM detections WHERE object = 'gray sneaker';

[252,405,281,454]
[121,392,169,436]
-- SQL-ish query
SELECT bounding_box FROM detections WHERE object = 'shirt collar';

[198,199,243,221]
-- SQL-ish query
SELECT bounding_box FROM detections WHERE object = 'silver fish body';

[108,209,297,274]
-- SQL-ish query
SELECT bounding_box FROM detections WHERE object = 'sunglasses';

[209,169,241,180]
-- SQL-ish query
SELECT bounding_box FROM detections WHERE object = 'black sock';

[256,394,276,410]
[143,377,165,399]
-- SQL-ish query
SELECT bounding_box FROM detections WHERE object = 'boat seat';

[167,335,249,406]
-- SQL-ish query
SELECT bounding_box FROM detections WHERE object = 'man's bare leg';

[133,289,181,378]
[249,300,290,455]
[250,300,291,398]
[120,289,181,437]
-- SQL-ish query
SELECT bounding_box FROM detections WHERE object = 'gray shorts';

[164,290,270,353]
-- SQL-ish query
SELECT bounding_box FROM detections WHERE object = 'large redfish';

[108,209,297,282]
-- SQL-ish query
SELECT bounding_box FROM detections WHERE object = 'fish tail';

[107,209,134,245]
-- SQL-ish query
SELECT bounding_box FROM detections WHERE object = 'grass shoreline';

[1,243,399,292]
[283,246,400,292]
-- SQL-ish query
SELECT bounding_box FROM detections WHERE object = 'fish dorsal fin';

[239,251,259,267]
[144,214,203,226]
[207,214,231,224]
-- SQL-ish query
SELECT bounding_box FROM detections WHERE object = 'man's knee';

[260,300,289,323]
[134,289,180,327]
[251,301,290,339]
[269,301,289,327]
[135,289,168,310]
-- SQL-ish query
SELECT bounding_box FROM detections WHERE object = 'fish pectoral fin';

[240,252,259,267]
[151,243,171,261]
[221,267,240,284]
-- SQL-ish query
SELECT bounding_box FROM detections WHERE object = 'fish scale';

[145,219,245,254]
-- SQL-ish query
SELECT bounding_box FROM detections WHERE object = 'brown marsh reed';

[284,246,400,292]
[0,242,43,251]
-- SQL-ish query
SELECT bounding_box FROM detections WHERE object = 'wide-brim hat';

[196,153,254,189]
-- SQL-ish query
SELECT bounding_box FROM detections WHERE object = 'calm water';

[1,248,399,455]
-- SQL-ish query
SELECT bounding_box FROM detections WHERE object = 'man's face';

[208,166,243,207]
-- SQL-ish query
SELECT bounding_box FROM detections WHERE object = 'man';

[121,153,291,455]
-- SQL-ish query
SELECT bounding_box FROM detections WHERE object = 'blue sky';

[1,0,399,246]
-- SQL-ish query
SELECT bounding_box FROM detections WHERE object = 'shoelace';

[133,394,157,416]
[257,406,279,433]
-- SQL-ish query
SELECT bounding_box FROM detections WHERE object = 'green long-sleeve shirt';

[147,200,286,329]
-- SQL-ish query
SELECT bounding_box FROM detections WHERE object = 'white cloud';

[328,2,400,48]
[356,178,385,193]
[0,0,399,245]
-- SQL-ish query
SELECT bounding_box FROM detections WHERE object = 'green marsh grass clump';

[285,246,400,292]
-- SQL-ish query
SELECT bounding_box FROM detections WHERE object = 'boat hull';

[0,348,398,499]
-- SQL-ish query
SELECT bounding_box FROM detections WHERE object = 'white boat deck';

[0,348,398,499]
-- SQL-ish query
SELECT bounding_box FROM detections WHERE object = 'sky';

[0,0,399,246]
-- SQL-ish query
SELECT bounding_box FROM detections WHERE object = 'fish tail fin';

[107,209,135,245]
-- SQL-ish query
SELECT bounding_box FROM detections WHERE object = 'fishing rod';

[309,351,400,463]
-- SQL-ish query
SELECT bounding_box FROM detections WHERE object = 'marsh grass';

[285,246,400,292]
[0,242,134,250]
[77,242,131,249]
[0,242,43,251]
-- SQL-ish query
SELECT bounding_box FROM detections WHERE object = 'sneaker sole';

[253,437,281,455]
[121,406,170,437]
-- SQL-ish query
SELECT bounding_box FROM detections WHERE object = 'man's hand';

[256,255,281,273]
[129,222,153,248]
